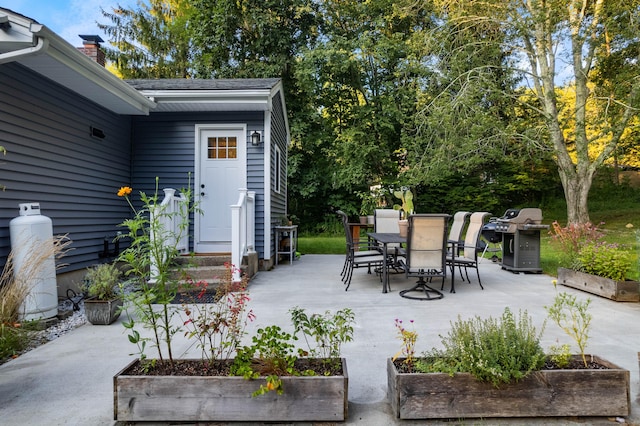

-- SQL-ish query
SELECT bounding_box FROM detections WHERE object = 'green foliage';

[83,263,121,300]
[545,289,592,367]
[548,219,632,280]
[181,264,255,362]
[99,0,193,78]
[116,177,197,367]
[0,321,32,361]
[289,306,355,359]
[232,307,355,396]
[231,325,299,396]
[392,319,418,369]
[575,242,632,281]
[548,343,572,368]
[393,188,414,218]
[416,308,546,387]
[548,221,605,269]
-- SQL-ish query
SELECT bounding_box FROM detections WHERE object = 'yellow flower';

[117,186,132,197]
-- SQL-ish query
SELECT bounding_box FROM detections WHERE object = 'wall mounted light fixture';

[251,130,262,146]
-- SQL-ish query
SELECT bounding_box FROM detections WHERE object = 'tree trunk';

[559,171,592,225]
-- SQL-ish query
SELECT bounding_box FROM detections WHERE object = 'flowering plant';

[116,178,196,367]
[392,318,417,369]
[548,220,631,280]
[181,263,255,362]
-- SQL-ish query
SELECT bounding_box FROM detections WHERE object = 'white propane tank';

[9,203,58,321]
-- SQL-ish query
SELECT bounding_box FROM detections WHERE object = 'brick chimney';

[77,35,106,67]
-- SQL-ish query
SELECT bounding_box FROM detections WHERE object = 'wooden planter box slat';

[558,267,639,302]
[114,358,348,422]
[388,356,630,419]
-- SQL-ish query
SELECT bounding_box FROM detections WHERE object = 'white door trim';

[194,124,247,253]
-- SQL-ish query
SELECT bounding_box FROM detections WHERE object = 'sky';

[5,0,135,47]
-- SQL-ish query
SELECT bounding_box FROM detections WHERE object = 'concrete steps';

[171,254,232,286]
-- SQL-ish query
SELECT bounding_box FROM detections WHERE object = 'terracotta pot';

[398,220,408,238]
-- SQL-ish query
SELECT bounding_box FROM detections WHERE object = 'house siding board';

[130,111,267,257]
[269,91,288,256]
[0,63,132,272]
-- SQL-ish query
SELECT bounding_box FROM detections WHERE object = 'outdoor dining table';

[367,232,406,293]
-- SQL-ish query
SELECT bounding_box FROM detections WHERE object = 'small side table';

[275,225,298,265]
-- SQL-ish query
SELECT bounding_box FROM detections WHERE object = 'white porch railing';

[150,188,189,281]
[231,188,256,282]
[151,187,255,283]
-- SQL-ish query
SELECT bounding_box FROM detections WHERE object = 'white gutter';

[0,9,156,114]
[34,25,156,114]
[0,23,48,64]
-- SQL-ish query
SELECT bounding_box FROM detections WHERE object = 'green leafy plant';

[545,285,592,367]
[548,221,604,268]
[414,308,546,387]
[289,306,355,361]
[83,263,121,300]
[393,187,414,219]
[181,263,255,362]
[575,242,631,281]
[232,307,355,397]
[548,342,572,368]
[356,190,378,216]
[231,325,301,396]
[392,318,418,369]
[548,220,631,280]
[116,178,197,368]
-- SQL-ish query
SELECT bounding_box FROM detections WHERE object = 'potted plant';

[113,181,352,422]
[387,304,630,420]
[82,262,122,325]
[357,190,378,224]
[393,187,414,237]
[549,221,638,301]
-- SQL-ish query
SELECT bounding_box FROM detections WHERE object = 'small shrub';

[289,306,355,359]
[548,221,604,269]
[231,325,300,396]
[83,263,121,300]
[575,242,631,281]
[416,308,546,387]
[548,343,572,368]
[545,289,592,367]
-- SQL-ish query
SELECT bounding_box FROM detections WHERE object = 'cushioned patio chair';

[398,214,450,300]
[337,210,386,291]
[446,212,490,293]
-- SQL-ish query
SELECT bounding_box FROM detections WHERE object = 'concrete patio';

[1,254,639,425]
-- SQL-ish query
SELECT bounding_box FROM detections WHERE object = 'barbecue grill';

[495,208,549,273]
[481,220,502,262]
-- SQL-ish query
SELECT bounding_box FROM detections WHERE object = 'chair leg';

[400,277,444,300]
[475,266,484,290]
[344,264,354,291]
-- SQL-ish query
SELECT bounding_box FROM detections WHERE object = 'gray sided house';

[0,8,289,288]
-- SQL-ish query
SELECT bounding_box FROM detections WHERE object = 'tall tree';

[99,0,193,78]
[411,0,640,224]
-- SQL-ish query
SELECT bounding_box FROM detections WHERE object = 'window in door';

[208,136,237,159]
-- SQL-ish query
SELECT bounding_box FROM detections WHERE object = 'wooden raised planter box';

[558,267,640,302]
[114,358,348,422]
[387,356,630,420]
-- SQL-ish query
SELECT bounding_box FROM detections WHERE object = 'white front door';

[195,125,247,253]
